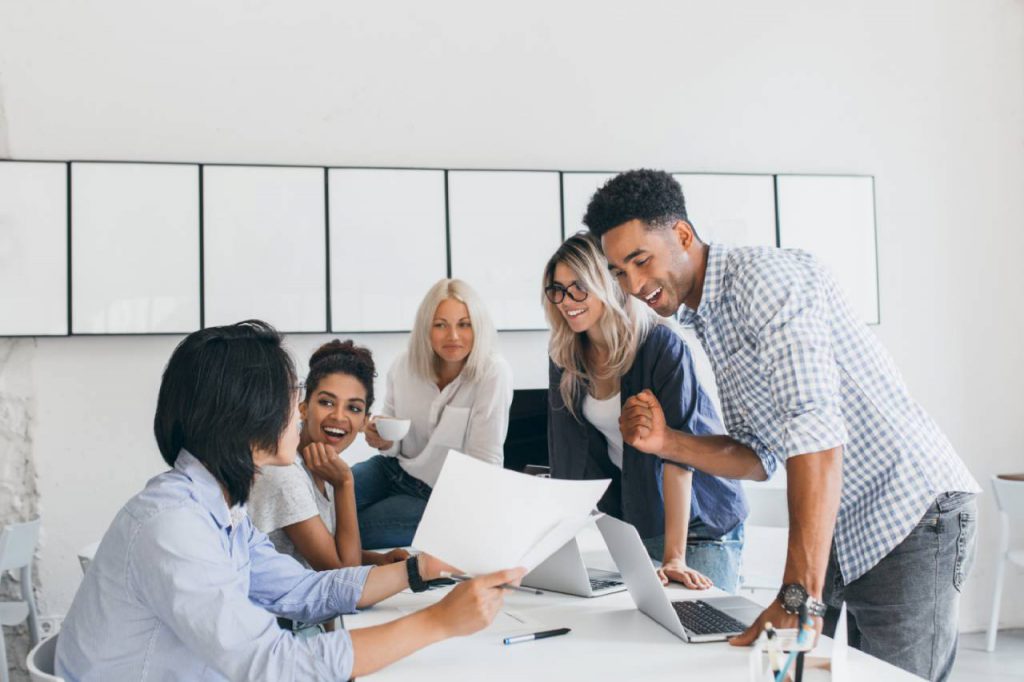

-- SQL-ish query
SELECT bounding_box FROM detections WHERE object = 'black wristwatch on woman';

[406,555,429,593]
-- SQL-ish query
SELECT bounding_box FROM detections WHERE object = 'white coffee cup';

[374,417,411,441]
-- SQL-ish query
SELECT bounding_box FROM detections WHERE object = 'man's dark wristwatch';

[406,556,429,593]
[777,583,826,617]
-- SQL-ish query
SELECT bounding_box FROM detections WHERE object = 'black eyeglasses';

[545,282,589,304]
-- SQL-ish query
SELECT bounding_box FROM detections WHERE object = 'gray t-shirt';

[248,457,336,569]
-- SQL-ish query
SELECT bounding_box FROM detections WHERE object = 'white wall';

[0,0,1022,635]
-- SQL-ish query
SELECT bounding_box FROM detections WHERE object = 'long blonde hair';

[543,232,659,417]
[408,278,498,384]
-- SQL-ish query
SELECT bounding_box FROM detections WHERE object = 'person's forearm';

[333,480,363,567]
[782,447,842,597]
[662,465,693,561]
[356,561,409,608]
[350,607,448,677]
[662,431,768,480]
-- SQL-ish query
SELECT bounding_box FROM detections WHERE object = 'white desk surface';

[346,526,923,681]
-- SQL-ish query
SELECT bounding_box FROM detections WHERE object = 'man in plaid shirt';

[586,170,979,682]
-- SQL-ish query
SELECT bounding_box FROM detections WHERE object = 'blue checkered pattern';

[679,244,979,582]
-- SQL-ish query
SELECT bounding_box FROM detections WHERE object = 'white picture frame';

[0,161,68,336]
[203,165,327,332]
[777,175,879,325]
[328,168,448,332]
[71,162,200,334]
[674,174,777,248]
[448,171,562,330]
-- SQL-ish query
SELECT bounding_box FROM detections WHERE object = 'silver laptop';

[596,514,763,642]
[522,535,627,597]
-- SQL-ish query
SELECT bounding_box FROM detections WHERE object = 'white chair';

[985,474,1024,652]
[26,633,62,682]
[739,482,789,604]
[0,518,42,682]
[76,542,99,576]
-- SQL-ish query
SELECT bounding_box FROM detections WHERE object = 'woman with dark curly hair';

[248,340,410,633]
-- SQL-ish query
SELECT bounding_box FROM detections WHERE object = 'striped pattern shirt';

[679,244,979,582]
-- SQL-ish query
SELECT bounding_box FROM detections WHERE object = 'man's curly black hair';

[583,169,694,239]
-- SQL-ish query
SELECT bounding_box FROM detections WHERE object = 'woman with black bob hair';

[56,320,524,682]
[155,319,299,504]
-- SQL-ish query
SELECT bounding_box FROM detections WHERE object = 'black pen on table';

[439,571,543,595]
[503,628,571,645]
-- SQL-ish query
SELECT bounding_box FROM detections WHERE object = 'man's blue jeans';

[352,455,432,549]
[823,492,977,682]
[641,520,744,593]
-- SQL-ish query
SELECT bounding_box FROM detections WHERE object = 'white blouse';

[582,392,624,470]
[379,351,514,488]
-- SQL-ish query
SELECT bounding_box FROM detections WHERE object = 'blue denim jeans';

[641,520,744,593]
[351,455,432,549]
[823,492,977,682]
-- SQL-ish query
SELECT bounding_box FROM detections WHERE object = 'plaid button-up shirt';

[679,244,979,582]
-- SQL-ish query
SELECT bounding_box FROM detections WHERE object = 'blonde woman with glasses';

[353,278,514,549]
[543,233,747,591]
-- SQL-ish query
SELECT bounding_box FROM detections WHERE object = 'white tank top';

[582,392,623,470]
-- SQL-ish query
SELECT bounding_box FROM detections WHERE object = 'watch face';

[781,584,808,611]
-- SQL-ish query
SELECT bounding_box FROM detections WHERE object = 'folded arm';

[462,360,514,466]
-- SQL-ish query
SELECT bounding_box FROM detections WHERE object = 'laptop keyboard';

[589,576,624,591]
[672,600,747,635]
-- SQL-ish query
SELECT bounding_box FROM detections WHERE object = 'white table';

[345,526,923,681]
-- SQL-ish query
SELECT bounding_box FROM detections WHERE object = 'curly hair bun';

[309,339,372,370]
[305,339,377,409]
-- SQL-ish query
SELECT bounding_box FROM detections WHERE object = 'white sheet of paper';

[412,451,610,575]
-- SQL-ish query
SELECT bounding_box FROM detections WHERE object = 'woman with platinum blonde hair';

[354,278,513,549]
[544,233,748,591]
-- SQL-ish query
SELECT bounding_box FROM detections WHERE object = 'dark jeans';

[823,492,977,682]
[351,455,432,549]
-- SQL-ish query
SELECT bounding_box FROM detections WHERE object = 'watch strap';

[406,556,429,593]
[805,596,827,617]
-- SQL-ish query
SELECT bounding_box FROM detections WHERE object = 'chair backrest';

[76,541,100,576]
[742,483,789,529]
[738,482,788,592]
[992,475,1024,521]
[0,518,41,572]
[27,633,63,681]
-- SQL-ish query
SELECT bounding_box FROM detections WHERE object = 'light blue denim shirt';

[56,450,372,681]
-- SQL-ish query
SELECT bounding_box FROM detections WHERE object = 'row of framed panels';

[0,161,878,336]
